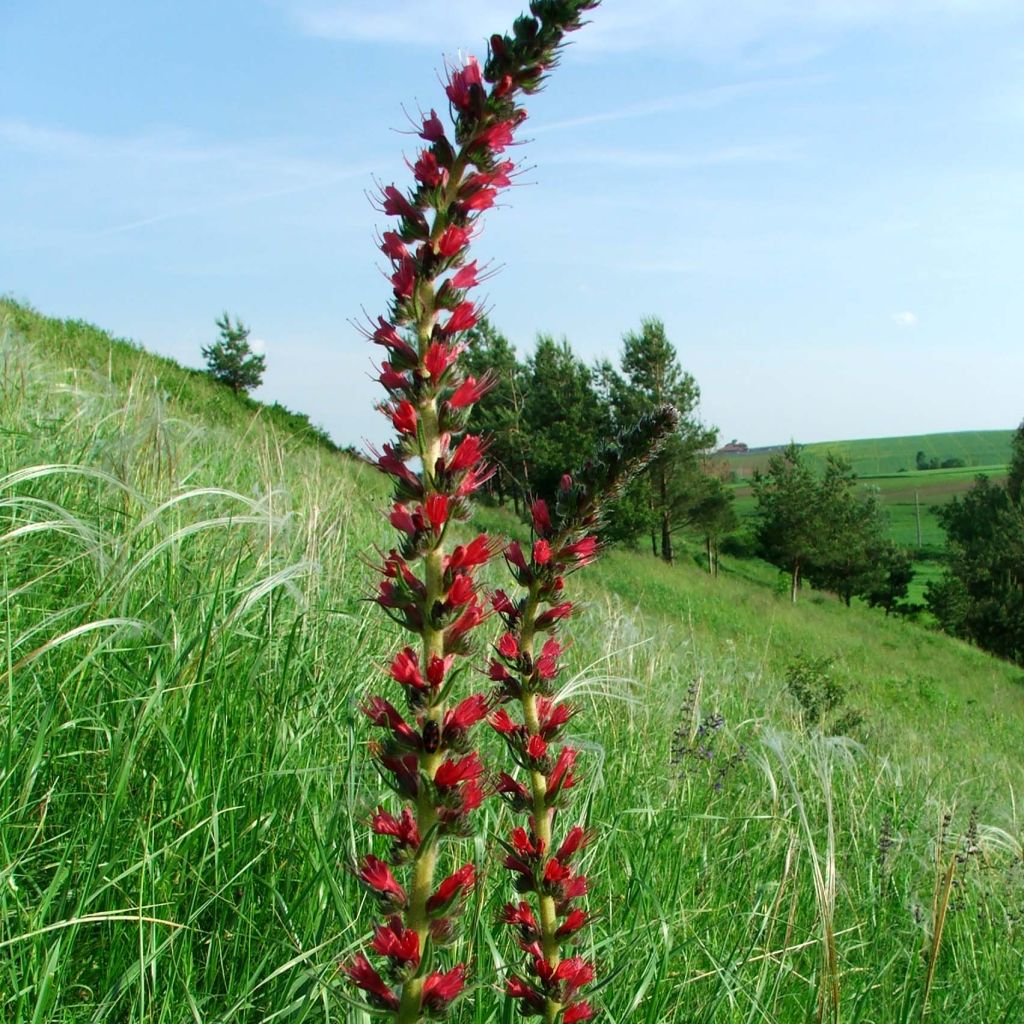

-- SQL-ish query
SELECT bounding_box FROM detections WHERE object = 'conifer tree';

[202,313,266,395]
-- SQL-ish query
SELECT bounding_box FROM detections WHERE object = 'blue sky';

[3,0,1024,449]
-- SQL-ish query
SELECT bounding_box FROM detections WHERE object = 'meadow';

[3,300,1023,1023]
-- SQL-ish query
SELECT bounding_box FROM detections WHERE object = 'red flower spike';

[342,953,400,1011]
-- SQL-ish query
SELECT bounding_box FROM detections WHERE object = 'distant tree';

[927,469,1024,664]
[520,335,611,500]
[463,317,528,509]
[688,476,738,576]
[1007,418,1024,506]
[752,443,820,603]
[805,457,890,606]
[863,544,915,617]
[202,313,266,394]
[604,317,717,562]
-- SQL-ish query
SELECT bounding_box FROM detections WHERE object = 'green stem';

[396,381,446,1024]
[519,585,562,1024]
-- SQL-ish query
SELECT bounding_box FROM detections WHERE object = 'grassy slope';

[3,301,1023,1023]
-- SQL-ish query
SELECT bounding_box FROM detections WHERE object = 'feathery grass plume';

[488,408,677,1024]
[346,4,602,1021]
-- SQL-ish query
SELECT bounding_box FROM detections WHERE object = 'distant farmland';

[720,429,1013,604]
[716,429,1013,479]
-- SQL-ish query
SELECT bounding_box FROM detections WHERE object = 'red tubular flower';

[425,493,448,532]
[419,108,446,141]
[381,230,409,261]
[445,56,483,110]
[436,223,473,257]
[391,257,417,298]
[531,499,552,535]
[448,375,489,409]
[358,855,407,908]
[389,647,425,690]
[434,751,484,789]
[381,184,424,224]
[372,917,421,966]
[563,1001,596,1024]
[421,966,467,1013]
[371,806,421,850]
[532,538,552,565]
[342,953,400,1011]
[426,863,475,914]
[413,149,449,188]
[536,601,573,629]
[445,694,489,734]
[441,301,479,335]
[449,261,480,291]
[390,400,418,435]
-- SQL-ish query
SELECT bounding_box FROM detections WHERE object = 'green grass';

[3,301,1023,1022]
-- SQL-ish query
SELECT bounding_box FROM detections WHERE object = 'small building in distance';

[717,440,749,454]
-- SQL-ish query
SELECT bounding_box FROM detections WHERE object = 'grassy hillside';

[3,301,1023,1023]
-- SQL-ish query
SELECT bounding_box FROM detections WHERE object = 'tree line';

[463,316,737,570]
[927,421,1024,665]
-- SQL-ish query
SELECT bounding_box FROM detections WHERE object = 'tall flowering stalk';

[489,413,677,1024]
[345,4,603,1021]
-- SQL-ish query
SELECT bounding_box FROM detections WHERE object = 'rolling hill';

[3,298,1023,1023]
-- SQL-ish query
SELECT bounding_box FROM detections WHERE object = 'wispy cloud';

[0,120,378,238]
[542,141,803,170]
[892,310,919,327]
[274,0,1020,56]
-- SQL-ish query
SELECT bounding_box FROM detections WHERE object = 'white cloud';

[892,310,919,327]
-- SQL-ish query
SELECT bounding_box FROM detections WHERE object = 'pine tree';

[609,317,717,562]
[202,313,266,395]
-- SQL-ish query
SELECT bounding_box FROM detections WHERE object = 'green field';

[718,431,1014,480]
[3,299,1023,1023]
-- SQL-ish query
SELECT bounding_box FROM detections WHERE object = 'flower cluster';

[487,486,604,1024]
[345,4,607,1023]
[486,410,678,1022]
